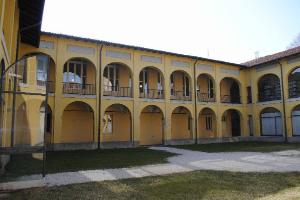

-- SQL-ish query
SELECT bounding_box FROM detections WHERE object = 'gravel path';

[1,147,300,191]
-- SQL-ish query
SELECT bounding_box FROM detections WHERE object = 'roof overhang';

[18,0,45,47]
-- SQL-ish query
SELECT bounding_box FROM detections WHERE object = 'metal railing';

[197,92,215,102]
[258,93,281,102]
[139,89,164,99]
[103,86,132,97]
[171,91,192,101]
[221,95,241,104]
[63,82,95,95]
[36,80,55,93]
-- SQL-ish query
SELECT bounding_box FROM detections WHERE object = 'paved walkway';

[1,147,300,191]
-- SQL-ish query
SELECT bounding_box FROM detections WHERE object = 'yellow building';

[1,0,300,152]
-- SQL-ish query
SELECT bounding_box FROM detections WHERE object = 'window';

[36,55,48,83]
[63,60,87,84]
[139,69,148,93]
[205,115,212,130]
[183,74,189,96]
[208,78,214,98]
[103,114,113,134]
[170,73,175,95]
[247,86,252,103]
[104,64,119,91]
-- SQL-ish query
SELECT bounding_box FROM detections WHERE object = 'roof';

[41,32,247,68]
[243,45,300,67]
[19,0,45,47]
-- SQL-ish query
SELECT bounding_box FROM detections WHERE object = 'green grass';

[7,171,300,200]
[174,142,300,152]
[0,148,175,181]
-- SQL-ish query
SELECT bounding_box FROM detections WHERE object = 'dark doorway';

[230,82,240,103]
[231,110,241,136]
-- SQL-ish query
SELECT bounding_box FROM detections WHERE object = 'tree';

[287,33,300,49]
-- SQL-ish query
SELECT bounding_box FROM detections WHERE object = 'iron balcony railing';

[36,80,55,93]
[170,91,192,101]
[103,86,132,97]
[63,82,96,95]
[258,93,281,102]
[197,92,216,102]
[139,89,164,99]
[221,95,241,104]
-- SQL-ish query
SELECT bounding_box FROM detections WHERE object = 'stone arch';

[221,109,242,137]
[260,107,282,136]
[139,66,164,99]
[220,77,241,104]
[198,107,217,138]
[61,101,94,143]
[103,62,133,97]
[140,105,164,145]
[103,104,132,143]
[258,74,281,102]
[197,73,216,102]
[171,106,192,140]
[170,70,192,101]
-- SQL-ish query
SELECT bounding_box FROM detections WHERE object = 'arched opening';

[288,67,300,98]
[103,104,132,142]
[103,63,132,97]
[198,108,217,138]
[292,105,300,136]
[61,102,94,143]
[197,74,215,102]
[260,107,282,136]
[222,109,241,137]
[21,53,56,93]
[171,106,192,140]
[40,103,53,145]
[258,74,281,102]
[170,71,191,101]
[140,105,164,145]
[139,67,164,99]
[63,58,96,95]
[220,78,241,104]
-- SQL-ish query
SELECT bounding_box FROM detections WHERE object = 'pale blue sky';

[42,0,300,63]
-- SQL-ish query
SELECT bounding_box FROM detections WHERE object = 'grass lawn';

[0,148,175,181]
[6,171,300,200]
[174,142,300,153]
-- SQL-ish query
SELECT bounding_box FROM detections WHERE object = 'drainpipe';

[98,44,104,149]
[278,60,288,143]
[193,59,198,144]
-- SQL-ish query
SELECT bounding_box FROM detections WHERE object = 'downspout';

[98,43,104,149]
[278,60,288,143]
[193,59,198,144]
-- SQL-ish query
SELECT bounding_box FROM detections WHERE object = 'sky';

[41,0,300,64]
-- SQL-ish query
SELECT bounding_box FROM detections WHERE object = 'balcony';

[258,93,281,102]
[103,86,132,97]
[197,92,215,102]
[37,80,55,93]
[139,89,164,99]
[171,91,192,101]
[63,82,95,95]
[221,95,241,104]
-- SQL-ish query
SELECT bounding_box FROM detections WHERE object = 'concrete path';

[1,147,300,191]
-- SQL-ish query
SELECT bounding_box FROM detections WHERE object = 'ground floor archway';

[140,105,164,145]
[222,109,241,137]
[103,104,132,142]
[61,101,94,143]
[260,107,282,136]
[198,108,217,138]
[292,105,300,136]
[171,106,192,140]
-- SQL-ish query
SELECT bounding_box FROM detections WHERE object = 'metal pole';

[279,61,288,143]
[42,56,50,177]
